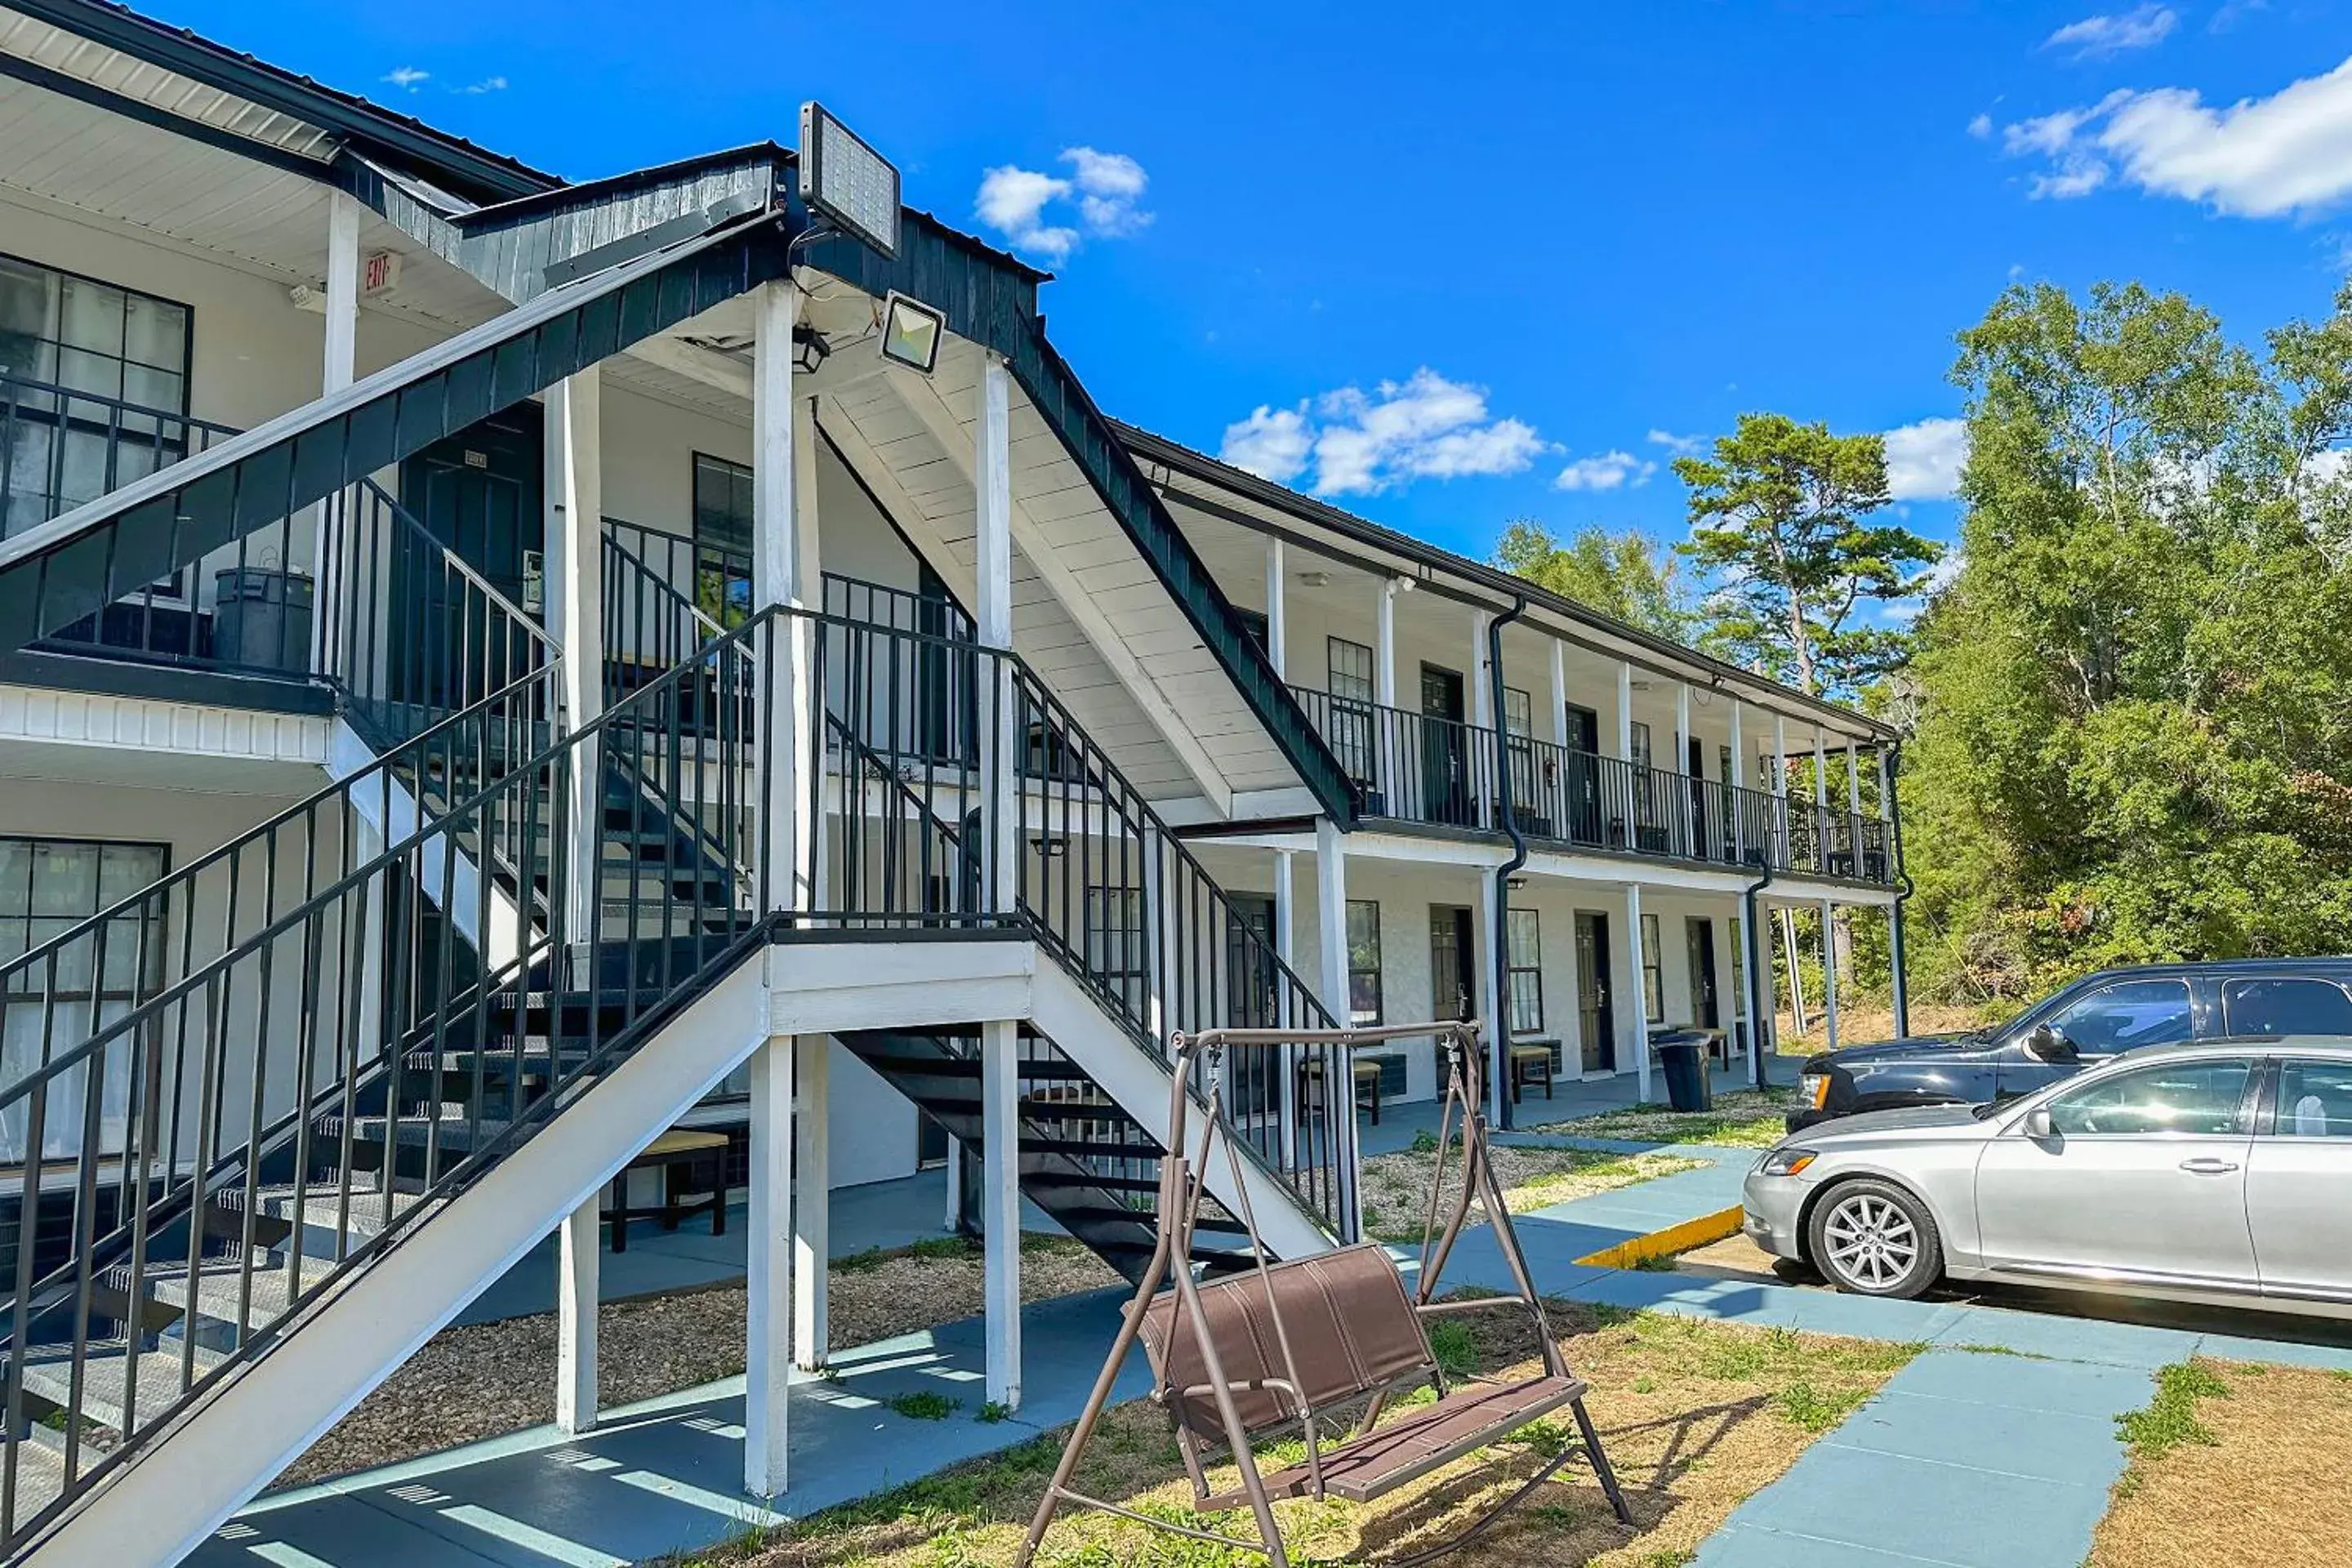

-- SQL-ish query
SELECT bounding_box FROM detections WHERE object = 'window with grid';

[0,255,193,542]
[1085,886,1148,987]
[1630,721,1661,835]
[691,452,755,627]
[1506,907,1544,1034]
[1641,911,1664,1022]
[1346,898,1383,1026]
[1503,685,1537,805]
[0,839,169,1161]
[1326,637,1378,789]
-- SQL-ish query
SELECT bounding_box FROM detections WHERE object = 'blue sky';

[167,0,2352,570]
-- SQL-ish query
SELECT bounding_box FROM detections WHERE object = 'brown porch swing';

[1015,1019,1633,1568]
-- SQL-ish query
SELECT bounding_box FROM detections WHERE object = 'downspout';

[1488,595,1529,1129]
[1886,739,1913,1039]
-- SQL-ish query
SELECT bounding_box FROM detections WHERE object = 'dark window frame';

[1640,910,1664,1023]
[1346,898,1383,1027]
[688,450,756,627]
[1506,906,1544,1035]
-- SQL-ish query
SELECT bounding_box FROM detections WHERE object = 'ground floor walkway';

[196,1108,2350,1568]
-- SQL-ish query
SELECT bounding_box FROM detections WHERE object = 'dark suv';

[1788,958,2352,1129]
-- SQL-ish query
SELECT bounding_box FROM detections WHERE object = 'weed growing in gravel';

[978,1401,1012,1423]
[2117,1361,2230,1466]
[1427,1320,1479,1380]
[884,1391,960,1421]
[834,1246,888,1273]
[911,1235,982,1263]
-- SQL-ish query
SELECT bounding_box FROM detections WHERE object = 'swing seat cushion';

[1138,1242,1434,1437]
[1209,1372,1591,1507]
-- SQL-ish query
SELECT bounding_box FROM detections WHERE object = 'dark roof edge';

[11,0,561,203]
[1114,419,1897,744]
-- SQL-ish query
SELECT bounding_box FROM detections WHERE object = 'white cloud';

[1646,428,1707,457]
[1063,147,1152,236]
[975,165,1079,262]
[1967,112,1995,140]
[973,148,1152,263]
[2045,5,2177,58]
[382,66,429,91]
[2001,60,2352,216]
[457,76,508,95]
[1218,369,1545,497]
[1884,417,1969,501]
[1552,451,1657,492]
[1219,406,1312,485]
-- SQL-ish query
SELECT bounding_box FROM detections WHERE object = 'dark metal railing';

[0,602,782,1547]
[1289,687,1496,831]
[822,571,975,645]
[1783,797,1891,884]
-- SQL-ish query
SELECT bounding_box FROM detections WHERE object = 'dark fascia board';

[797,212,1359,826]
[9,0,559,203]
[1116,419,1897,746]
[0,648,335,715]
[0,212,786,657]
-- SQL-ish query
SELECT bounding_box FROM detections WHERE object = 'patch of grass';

[978,1401,1013,1424]
[1358,1143,1705,1241]
[1409,1128,1441,1155]
[911,1234,983,1263]
[833,1245,889,1274]
[1427,1319,1480,1381]
[2115,1361,2230,1468]
[1632,1250,1681,1272]
[1532,1089,1795,1151]
[1773,1380,1870,1433]
[884,1390,961,1421]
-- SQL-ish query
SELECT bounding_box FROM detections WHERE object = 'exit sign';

[361,251,400,296]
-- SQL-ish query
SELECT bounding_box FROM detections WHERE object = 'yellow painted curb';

[1574,1205,1747,1269]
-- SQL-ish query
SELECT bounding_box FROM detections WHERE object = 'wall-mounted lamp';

[792,325,831,376]
[1296,570,1333,590]
[1032,835,1069,859]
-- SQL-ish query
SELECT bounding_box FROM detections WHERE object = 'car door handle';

[2178,1158,2240,1175]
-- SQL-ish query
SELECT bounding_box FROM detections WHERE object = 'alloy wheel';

[1820,1192,1921,1291]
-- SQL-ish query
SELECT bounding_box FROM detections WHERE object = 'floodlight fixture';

[879,290,946,376]
[799,101,900,258]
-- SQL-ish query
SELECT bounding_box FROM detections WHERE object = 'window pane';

[2277,1060,2352,1138]
[56,276,125,359]
[1630,723,1652,770]
[1347,900,1379,967]
[54,344,122,402]
[2047,1059,2252,1138]
[2222,978,2352,1036]
[29,844,97,915]
[122,293,186,372]
[0,840,32,916]
[1503,687,1531,737]
[2049,978,2194,1054]
[1328,638,1374,703]
[1508,907,1539,966]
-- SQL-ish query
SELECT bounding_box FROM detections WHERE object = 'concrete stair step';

[20,1343,225,1434]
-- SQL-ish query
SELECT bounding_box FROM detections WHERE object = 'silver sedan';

[1742,1039,2352,1314]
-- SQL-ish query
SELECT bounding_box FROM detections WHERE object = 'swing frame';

[1015,1020,1633,1567]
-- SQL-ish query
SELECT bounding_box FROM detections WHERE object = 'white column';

[1675,683,1691,772]
[1735,903,1761,1069]
[744,1033,795,1498]
[976,356,1018,914]
[1774,715,1791,869]
[555,1194,599,1436]
[546,371,604,938]
[943,1136,964,1230]
[1469,608,1494,830]
[1272,847,1298,1162]
[1674,681,1693,856]
[1820,898,1840,1054]
[1757,901,1781,1060]
[311,191,362,675]
[1265,538,1287,681]
[1614,662,1634,760]
[1846,741,1863,817]
[980,1018,1022,1411]
[1729,701,1746,863]
[1374,580,1400,709]
[1812,728,1828,811]
[1877,746,1895,822]
[1316,817,1351,1022]
[753,279,808,918]
[792,1035,831,1371]
[1546,639,1569,748]
[1314,816,1357,1237]
[1624,883,1650,1101]
[1472,866,1504,1123]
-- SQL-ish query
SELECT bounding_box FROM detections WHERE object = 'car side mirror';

[2025,1023,2077,1062]
[2023,1106,2056,1140]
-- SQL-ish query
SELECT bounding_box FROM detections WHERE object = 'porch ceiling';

[0,73,508,332]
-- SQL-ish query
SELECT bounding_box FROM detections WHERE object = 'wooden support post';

[981,1018,1022,1411]
[793,1035,831,1371]
[546,370,604,939]
[745,1033,795,1498]
[555,1192,598,1436]
[1265,539,1287,680]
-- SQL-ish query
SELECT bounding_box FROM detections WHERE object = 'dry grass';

[1356,1143,1705,1243]
[2090,1357,2352,1568]
[1773,1000,1996,1058]
[276,1236,1120,1489]
[1530,1089,1795,1151]
[662,1301,1918,1568]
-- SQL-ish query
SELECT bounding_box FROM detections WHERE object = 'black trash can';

[1657,1034,1713,1112]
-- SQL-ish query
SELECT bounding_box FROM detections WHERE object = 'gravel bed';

[273,1236,1121,1490]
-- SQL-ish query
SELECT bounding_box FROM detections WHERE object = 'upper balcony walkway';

[1288,685,1896,887]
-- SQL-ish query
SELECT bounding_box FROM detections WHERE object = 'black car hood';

[1804,1031,1989,1072]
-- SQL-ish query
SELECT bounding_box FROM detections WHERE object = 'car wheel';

[1806,1178,1943,1299]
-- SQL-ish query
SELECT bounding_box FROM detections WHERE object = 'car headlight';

[1755,1147,1818,1178]
[1800,1073,1830,1109]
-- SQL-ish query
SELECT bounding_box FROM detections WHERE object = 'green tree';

[1900,279,2352,1003]
[1673,414,1942,697]
[1492,519,1696,640]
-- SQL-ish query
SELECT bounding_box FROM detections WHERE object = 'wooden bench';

[1508,1037,1562,1103]
[607,1129,728,1254]
[1295,1054,1393,1125]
